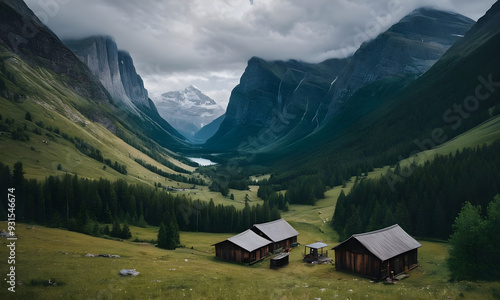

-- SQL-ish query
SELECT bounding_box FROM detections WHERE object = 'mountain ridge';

[204,7,475,153]
[269,1,500,182]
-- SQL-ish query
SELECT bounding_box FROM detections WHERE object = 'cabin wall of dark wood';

[335,245,419,280]
[335,249,381,279]
[382,249,419,278]
[215,241,269,263]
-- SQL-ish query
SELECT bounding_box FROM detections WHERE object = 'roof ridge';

[228,229,256,239]
[254,218,284,226]
[352,224,400,237]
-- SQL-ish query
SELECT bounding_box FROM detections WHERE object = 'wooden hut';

[251,218,299,252]
[213,229,271,264]
[303,242,332,263]
[333,224,421,280]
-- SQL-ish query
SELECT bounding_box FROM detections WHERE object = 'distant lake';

[187,157,217,166]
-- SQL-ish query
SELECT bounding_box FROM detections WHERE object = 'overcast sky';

[24,0,497,108]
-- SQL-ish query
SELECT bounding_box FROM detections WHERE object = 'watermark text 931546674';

[6,188,17,293]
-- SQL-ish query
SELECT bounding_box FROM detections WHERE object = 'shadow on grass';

[28,279,66,287]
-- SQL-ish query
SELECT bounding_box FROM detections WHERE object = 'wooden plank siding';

[335,248,381,279]
[214,241,270,264]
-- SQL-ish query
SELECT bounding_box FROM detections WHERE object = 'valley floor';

[1,218,499,299]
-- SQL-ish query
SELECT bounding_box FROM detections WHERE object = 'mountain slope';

[204,8,474,153]
[194,114,226,143]
[0,0,193,183]
[326,7,475,115]
[152,85,225,141]
[271,2,500,183]
[205,57,347,150]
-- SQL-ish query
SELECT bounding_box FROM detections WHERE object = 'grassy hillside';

[0,51,199,188]
[399,114,500,168]
[1,220,499,299]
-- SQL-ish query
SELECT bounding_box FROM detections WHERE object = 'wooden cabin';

[333,224,421,280]
[251,219,299,252]
[213,229,271,264]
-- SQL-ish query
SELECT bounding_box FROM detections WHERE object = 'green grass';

[1,220,499,299]
[282,166,389,245]
[167,185,264,210]
[397,115,500,169]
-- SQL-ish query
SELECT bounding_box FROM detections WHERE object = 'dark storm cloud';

[23,0,496,107]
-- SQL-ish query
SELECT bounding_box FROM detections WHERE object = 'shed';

[333,224,421,280]
[251,218,299,251]
[303,242,332,263]
[213,229,271,264]
[270,252,290,269]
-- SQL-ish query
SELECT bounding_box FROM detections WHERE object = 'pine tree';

[111,220,122,238]
[270,206,281,220]
[341,206,362,241]
[332,190,347,231]
[103,225,110,236]
[12,162,25,221]
[92,223,100,236]
[485,195,500,279]
[121,224,132,239]
[12,162,24,189]
[157,222,169,249]
[447,202,486,280]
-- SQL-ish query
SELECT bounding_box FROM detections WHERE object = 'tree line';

[258,172,326,206]
[448,195,500,281]
[332,141,500,241]
[134,158,204,185]
[200,167,251,196]
[0,162,280,239]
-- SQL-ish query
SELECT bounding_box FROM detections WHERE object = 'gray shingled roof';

[252,219,299,242]
[224,229,272,252]
[334,224,421,261]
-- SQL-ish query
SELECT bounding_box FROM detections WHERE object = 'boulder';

[120,269,139,276]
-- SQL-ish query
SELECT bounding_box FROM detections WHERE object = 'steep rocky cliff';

[118,50,150,109]
[205,8,475,152]
[64,36,152,112]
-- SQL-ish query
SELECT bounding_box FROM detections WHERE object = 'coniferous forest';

[447,196,500,281]
[332,140,500,241]
[0,162,280,240]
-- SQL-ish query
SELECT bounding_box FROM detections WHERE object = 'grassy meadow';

[1,201,500,300]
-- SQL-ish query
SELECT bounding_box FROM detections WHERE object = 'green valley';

[1,0,500,298]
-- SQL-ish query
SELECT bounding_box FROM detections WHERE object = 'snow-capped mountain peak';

[152,85,225,141]
[162,85,219,108]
